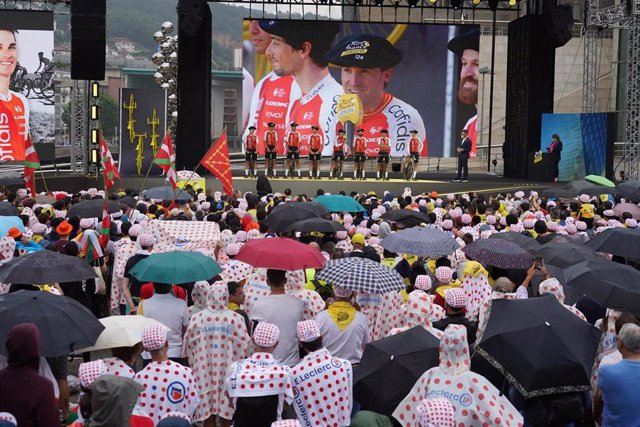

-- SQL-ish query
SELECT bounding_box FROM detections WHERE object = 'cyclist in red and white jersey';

[329,128,346,179]
[244,126,258,177]
[0,25,29,161]
[326,34,426,160]
[285,122,301,178]
[259,20,342,156]
[308,125,323,179]
[448,29,479,158]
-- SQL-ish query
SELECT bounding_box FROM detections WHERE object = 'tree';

[100,94,119,138]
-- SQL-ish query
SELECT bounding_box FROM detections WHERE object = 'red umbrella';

[235,237,325,271]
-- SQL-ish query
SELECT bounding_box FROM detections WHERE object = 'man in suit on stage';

[454,129,472,183]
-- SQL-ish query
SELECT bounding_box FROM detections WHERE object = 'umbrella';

[129,251,221,284]
[462,239,534,269]
[584,174,615,188]
[176,170,201,181]
[284,217,346,233]
[263,202,329,233]
[531,242,602,269]
[0,174,23,186]
[381,209,430,226]
[0,202,18,217]
[313,194,366,213]
[475,296,601,398]
[0,290,104,357]
[489,232,541,251]
[0,250,97,284]
[235,237,325,270]
[316,257,405,293]
[584,227,640,258]
[615,180,640,202]
[117,196,137,209]
[379,227,460,257]
[562,258,640,314]
[354,326,440,417]
[0,216,24,237]
[540,180,611,198]
[143,186,192,202]
[613,202,640,220]
[75,315,167,353]
[68,199,121,219]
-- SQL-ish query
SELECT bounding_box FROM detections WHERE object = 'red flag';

[153,134,177,189]
[201,129,233,196]
[99,131,121,191]
[23,135,40,196]
[99,202,110,249]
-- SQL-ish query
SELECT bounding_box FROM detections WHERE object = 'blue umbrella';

[380,227,460,257]
[313,194,366,213]
[0,216,25,237]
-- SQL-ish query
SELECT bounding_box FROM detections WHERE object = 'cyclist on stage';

[285,122,301,178]
[244,126,258,177]
[264,122,278,177]
[329,128,346,180]
[377,129,391,181]
[404,129,423,181]
[308,126,323,179]
[353,128,366,180]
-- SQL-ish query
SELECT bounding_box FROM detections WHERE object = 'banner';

[118,88,167,175]
[1,11,55,160]
[177,178,206,192]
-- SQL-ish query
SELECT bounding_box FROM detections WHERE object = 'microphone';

[336,94,363,151]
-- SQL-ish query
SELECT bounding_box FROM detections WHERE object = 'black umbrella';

[0,175,23,186]
[0,290,104,357]
[615,180,640,202]
[531,242,602,269]
[0,202,18,217]
[67,199,121,219]
[475,296,601,398]
[0,250,97,284]
[354,326,440,417]
[489,232,541,251]
[381,209,430,226]
[143,186,192,202]
[462,238,534,269]
[284,217,346,233]
[540,180,611,198]
[117,195,137,209]
[562,258,640,315]
[264,202,328,233]
[584,227,640,259]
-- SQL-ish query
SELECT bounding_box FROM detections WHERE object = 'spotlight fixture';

[90,105,100,121]
[508,0,517,5]
[91,129,99,144]
[90,148,100,164]
[429,0,437,4]
[472,0,481,5]
[91,82,100,98]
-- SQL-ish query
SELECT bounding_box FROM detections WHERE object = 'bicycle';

[402,156,414,181]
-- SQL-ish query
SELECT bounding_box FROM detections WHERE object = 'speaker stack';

[71,0,106,80]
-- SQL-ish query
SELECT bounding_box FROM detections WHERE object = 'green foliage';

[100,95,119,138]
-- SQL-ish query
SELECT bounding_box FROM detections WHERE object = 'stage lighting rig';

[472,0,481,5]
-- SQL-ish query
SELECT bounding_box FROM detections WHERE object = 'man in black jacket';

[453,129,472,182]
[433,288,477,345]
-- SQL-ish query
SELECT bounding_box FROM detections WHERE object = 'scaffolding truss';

[70,81,88,174]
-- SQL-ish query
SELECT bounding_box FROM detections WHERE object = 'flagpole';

[168,126,226,208]
[38,169,49,194]
[138,141,165,195]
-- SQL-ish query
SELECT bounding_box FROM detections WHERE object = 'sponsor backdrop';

[118,88,167,176]
[1,11,54,160]
[242,20,479,158]
[540,112,615,182]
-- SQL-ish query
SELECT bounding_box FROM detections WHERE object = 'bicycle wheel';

[42,84,54,100]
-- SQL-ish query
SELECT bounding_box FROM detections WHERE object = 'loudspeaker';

[177,0,208,37]
[544,4,574,48]
[71,0,106,80]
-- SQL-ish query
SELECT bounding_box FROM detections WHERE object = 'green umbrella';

[314,194,366,213]
[129,251,221,284]
[585,174,615,188]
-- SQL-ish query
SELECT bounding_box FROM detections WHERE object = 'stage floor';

[30,171,559,197]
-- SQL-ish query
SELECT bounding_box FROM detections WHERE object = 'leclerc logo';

[167,381,186,404]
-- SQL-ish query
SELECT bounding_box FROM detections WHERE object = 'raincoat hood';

[438,324,470,376]
[191,281,210,310]
[285,270,305,292]
[90,375,143,427]
[207,281,229,311]
[405,292,434,329]
[6,323,40,371]
[539,278,565,304]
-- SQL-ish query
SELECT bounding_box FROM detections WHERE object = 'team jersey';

[309,134,322,152]
[244,134,257,151]
[0,90,29,161]
[354,136,366,154]
[378,137,390,154]
[409,136,423,154]
[336,93,426,158]
[286,73,342,156]
[286,131,300,149]
[334,135,345,153]
[464,114,478,158]
[264,130,278,151]
[244,72,295,154]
